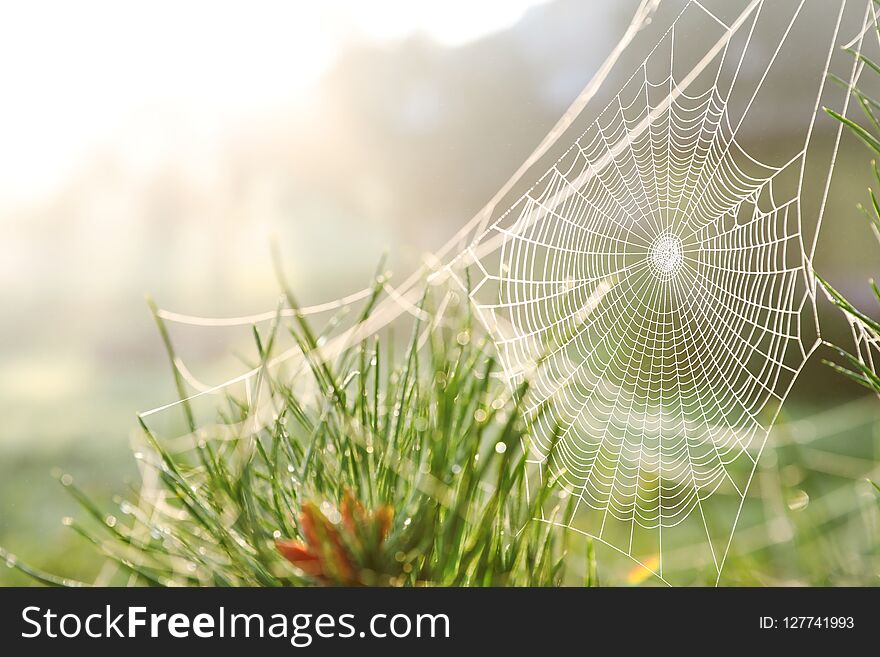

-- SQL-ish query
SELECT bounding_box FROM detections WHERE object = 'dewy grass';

[5,266,578,587]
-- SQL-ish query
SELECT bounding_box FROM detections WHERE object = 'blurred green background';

[1,0,878,585]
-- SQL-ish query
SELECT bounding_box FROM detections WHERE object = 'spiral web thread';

[451,0,863,584]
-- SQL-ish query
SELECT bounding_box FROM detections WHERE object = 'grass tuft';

[9,276,578,587]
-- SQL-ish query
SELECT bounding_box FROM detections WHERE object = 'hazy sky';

[0,0,548,204]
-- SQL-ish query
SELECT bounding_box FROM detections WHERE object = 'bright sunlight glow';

[0,0,547,204]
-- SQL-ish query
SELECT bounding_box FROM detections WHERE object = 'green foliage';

[822,41,880,397]
[823,32,880,501]
[5,273,578,587]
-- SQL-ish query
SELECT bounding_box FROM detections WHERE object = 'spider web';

[136,0,871,586]
[448,0,864,584]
